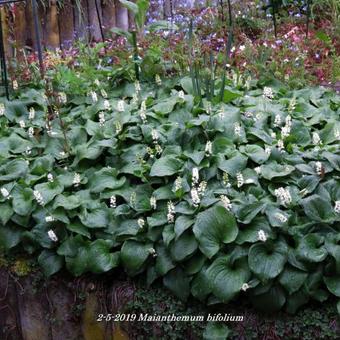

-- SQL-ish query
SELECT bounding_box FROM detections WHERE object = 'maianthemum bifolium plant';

[0,75,339,314]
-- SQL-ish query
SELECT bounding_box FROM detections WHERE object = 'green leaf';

[87,167,126,193]
[296,234,327,262]
[0,225,21,250]
[38,250,63,277]
[0,159,28,181]
[203,323,230,340]
[119,0,138,13]
[301,195,335,223]
[150,156,183,177]
[34,180,64,205]
[193,205,238,258]
[121,240,152,275]
[218,153,248,176]
[12,187,34,216]
[260,162,295,180]
[248,241,288,281]
[278,266,308,294]
[174,215,194,238]
[236,201,266,224]
[163,267,190,301]
[0,202,13,225]
[241,144,269,164]
[79,207,109,228]
[324,276,340,297]
[88,240,120,273]
[155,245,175,275]
[170,232,198,262]
[250,285,286,313]
[207,256,251,302]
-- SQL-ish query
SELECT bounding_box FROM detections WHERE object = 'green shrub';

[0,75,339,313]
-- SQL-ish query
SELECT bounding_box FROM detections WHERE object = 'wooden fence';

[0,268,134,340]
[0,0,179,56]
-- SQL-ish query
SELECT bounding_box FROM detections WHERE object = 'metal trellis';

[0,0,44,100]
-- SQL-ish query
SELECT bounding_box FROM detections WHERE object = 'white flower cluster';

[103,100,111,111]
[220,195,232,211]
[101,89,108,98]
[135,81,141,94]
[254,166,261,175]
[288,97,296,112]
[13,80,18,90]
[148,248,158,258]
[58,92,67,104]
[191,188,201,207]
[45,216,55,223]
[150,196,157,210]
[137,218,145,229]
[89,91,98,103]
[1,187,10,199]
[174,176,182,191]
[277,139,285,152]
[178,90,185,100]
[236,172,244,188]
[47,173,54,182]
[110,195,116,208]
[47,230,58,242]
[98,112,105,126]
[222,172,231,187]
[275,213,288,223]
[28,127,34,138]
[130,192,136,207]
[205,141,212,157]
[315,161,323,176]
[115,122,122,134]
[155,74,162,86]
[33,190,44,206]
[25,146,32,155]
[312,132,322,146]
[265,145,272,155]
[241,283,250,291]
[273,114,281,127]
[334,128,340,140]
[19,120,26,128]
[29,107,35,120]
[234,122,241,137]
[281,115,292,138]
[258,230,267,242]
[0,103,5,116]
[73,173,81,187]
[192,168,199,185]
[167,201,175,223]
[140,101,147,123]
[117,100,125,112]
[334,201,340,214]
[263,86,274,99]
[274,187,292,206]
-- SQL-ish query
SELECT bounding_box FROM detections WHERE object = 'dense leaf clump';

[0,78,339,313]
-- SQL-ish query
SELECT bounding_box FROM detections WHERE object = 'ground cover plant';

[0,69,339,315]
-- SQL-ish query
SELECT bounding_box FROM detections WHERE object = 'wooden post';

[59,0,75,48]
[45,0,60,49]
[102,0,116,35]
[115,0,129,30]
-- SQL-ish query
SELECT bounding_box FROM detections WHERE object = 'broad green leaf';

[121,240,152,275]
[193,205,238,258]
[207,256,251,302]
[38,250,63,277]
[203,323,230,340]
[0,159,28,181]
[260,162,295,180]
[163,267,190,301]
[150,156,183,177]
[170,232,198,262]
[301,195,335,223]
[248,241,288,280]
